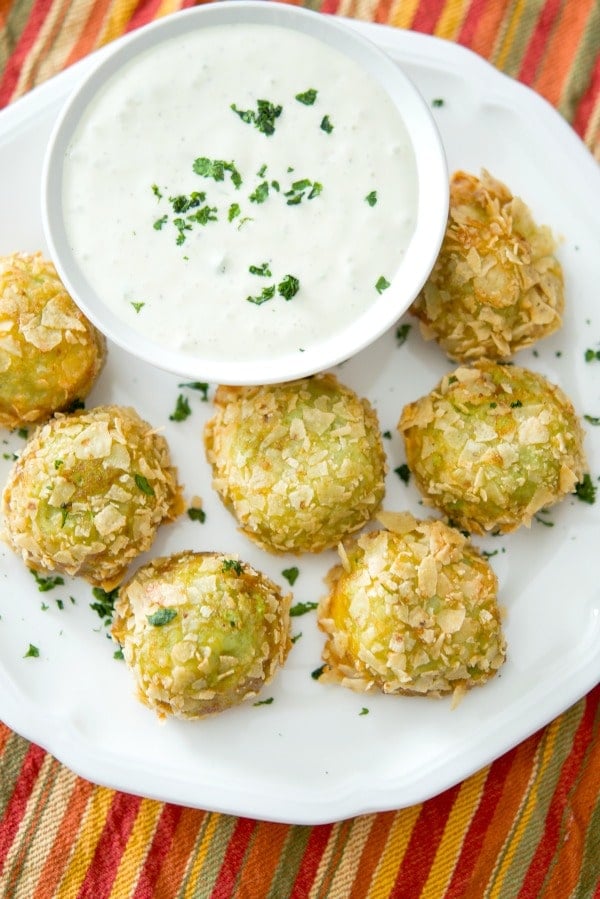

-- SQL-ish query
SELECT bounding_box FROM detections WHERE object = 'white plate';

[1,20,599,826]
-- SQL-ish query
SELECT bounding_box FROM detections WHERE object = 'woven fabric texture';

[0,1,599,897]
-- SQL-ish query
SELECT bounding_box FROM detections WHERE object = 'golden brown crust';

[1,405,183,589]
[0,252,107,428]
[204,374,387,554]
[410,170,564,361]
[318,514,506,700]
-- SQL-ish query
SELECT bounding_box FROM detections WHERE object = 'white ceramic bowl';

[42,2,448,385]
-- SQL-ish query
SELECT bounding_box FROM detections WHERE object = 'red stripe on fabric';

[517,0,562,85]
[409,0,447,33]
[389,782,462,897]
[124,0,164,34]
[209,817,257,899]
[288,824,335,899]
[0,0,55,106]
[76,793,143,899]
[320,0,341,13]
[443,747,522,899]
[517,691,598,898]
[572,51,600,140]
[132,803,184,899]
[0,743,47,875]
[457,0,489,46]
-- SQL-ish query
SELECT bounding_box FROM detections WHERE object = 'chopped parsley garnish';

[295,88,318,105]
[432,98,445,107]
[396,323,411,346]
[284,178,322,205]
[395,464,410,484]
[54,459,63,469]
[90,586,119,623]
[188,205,218,225]
[282,566,300,586]
[31,570,65,592]
[247,285,276,306]
[134,473,155,496]
[193,157,242,189]
[359,707,369,716]
[290,600,318,617]
[584,347,600,362]
[56,598,64,610]
[584,415,600,425]
[376,276,391,294]
[291,633,302,644]
[249,262,272,277]
[575,473,596,504]
[169,394,192,421]
[151,184,163,200]
[187,507,206,523]
[113,649,124,661]
[169,191,206,214]
[365,191,378,207]
[320,115,334,134]
[249,181,269,204]
[222,559,243,575]
[228,202,241,222]
[253,697,274,706]
[178,381,209,401]
[382,430,392,439]
[24,644,40,658]
[257,164,267,177]
[230,99,282,136]
[510,400,523,408]
[131,302,145,313]
[153,215,168,230]
[147,608,178,627]
[278,274,300,300]
[311,665,326,680]
[534,513,554,528]
[16,427,28,439]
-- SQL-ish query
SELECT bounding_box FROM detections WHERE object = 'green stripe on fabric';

[0,731,31,820]
[178,813,238,899]
[557,0,600,124]
[0,0,37,76]
[488,700,585,899]
[266,825,314,899]
[495,0,542,78]
[576,786,600,899]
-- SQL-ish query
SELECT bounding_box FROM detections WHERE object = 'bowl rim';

[41,1,449,385]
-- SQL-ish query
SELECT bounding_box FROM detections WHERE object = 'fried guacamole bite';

[398,361,586,535]
[0,252,107,428]
[410,170,564,361]
[317,512,506,700]
[1,405,183,589]
[112,551,292,719]
[204,374,387,554]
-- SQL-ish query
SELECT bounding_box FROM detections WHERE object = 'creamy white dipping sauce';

[62,24,418,363]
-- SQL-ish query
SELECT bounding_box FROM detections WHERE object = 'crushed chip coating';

[112,551,292,719]
[318,514,506,698]
[1,405,183,589]
[410,170,564,361]
[204,374,387,554]
[398,361,587,534]
[0,252,107,427]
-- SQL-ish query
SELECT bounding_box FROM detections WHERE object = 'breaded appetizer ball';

[1,405,183,589]
[0,252,106,428]
[204,374,387,554]
[112,551,292,719]
[318,512,506,699]
[410,170,564,361]
[398,361,586,534]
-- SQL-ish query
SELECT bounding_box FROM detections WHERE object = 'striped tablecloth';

[1,1,599,897]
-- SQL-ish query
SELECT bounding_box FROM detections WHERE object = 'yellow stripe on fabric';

[308,816,372,899]
[324,815,374,899]
[494,0,527,72]
[558,0,600,124]
[181,813,234,899]
[155,0,184,20]
[307,820,353,899]
[434,0,469,41]
[487,719,563,899]
[390,0,420,30]
[585,97,600,162]
[368,805,421,898]
[11,0,71,97]
[54,787,115,897]
[337,0,380,23]
[108,799,163,899]
[99,0,140,47]
[0,754,65,896]
[33,0,97,87]
[420,766,488,899]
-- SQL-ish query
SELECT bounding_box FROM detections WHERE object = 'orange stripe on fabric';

[519,691,599,898]
[410,0,447,33]
[460,0,509,61]
[151,807,207,897]
[289,824,334,898]
[99,0,139,46]
[54,787,122,896]
[229,821,289,898]
[0,743,46,875]
[368,805,421,898]
[348,812,396,899]
[389,0,420,30]
[210,817,257,899]
[533,0,595,106]
[420,766,488,898]
[32,776,96,899]
[60,0,120,71]
[0,723,12,755]
[0,0,55,105]
[435,0,470,42]
[517,0,562,85]
[107,799,163,899]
